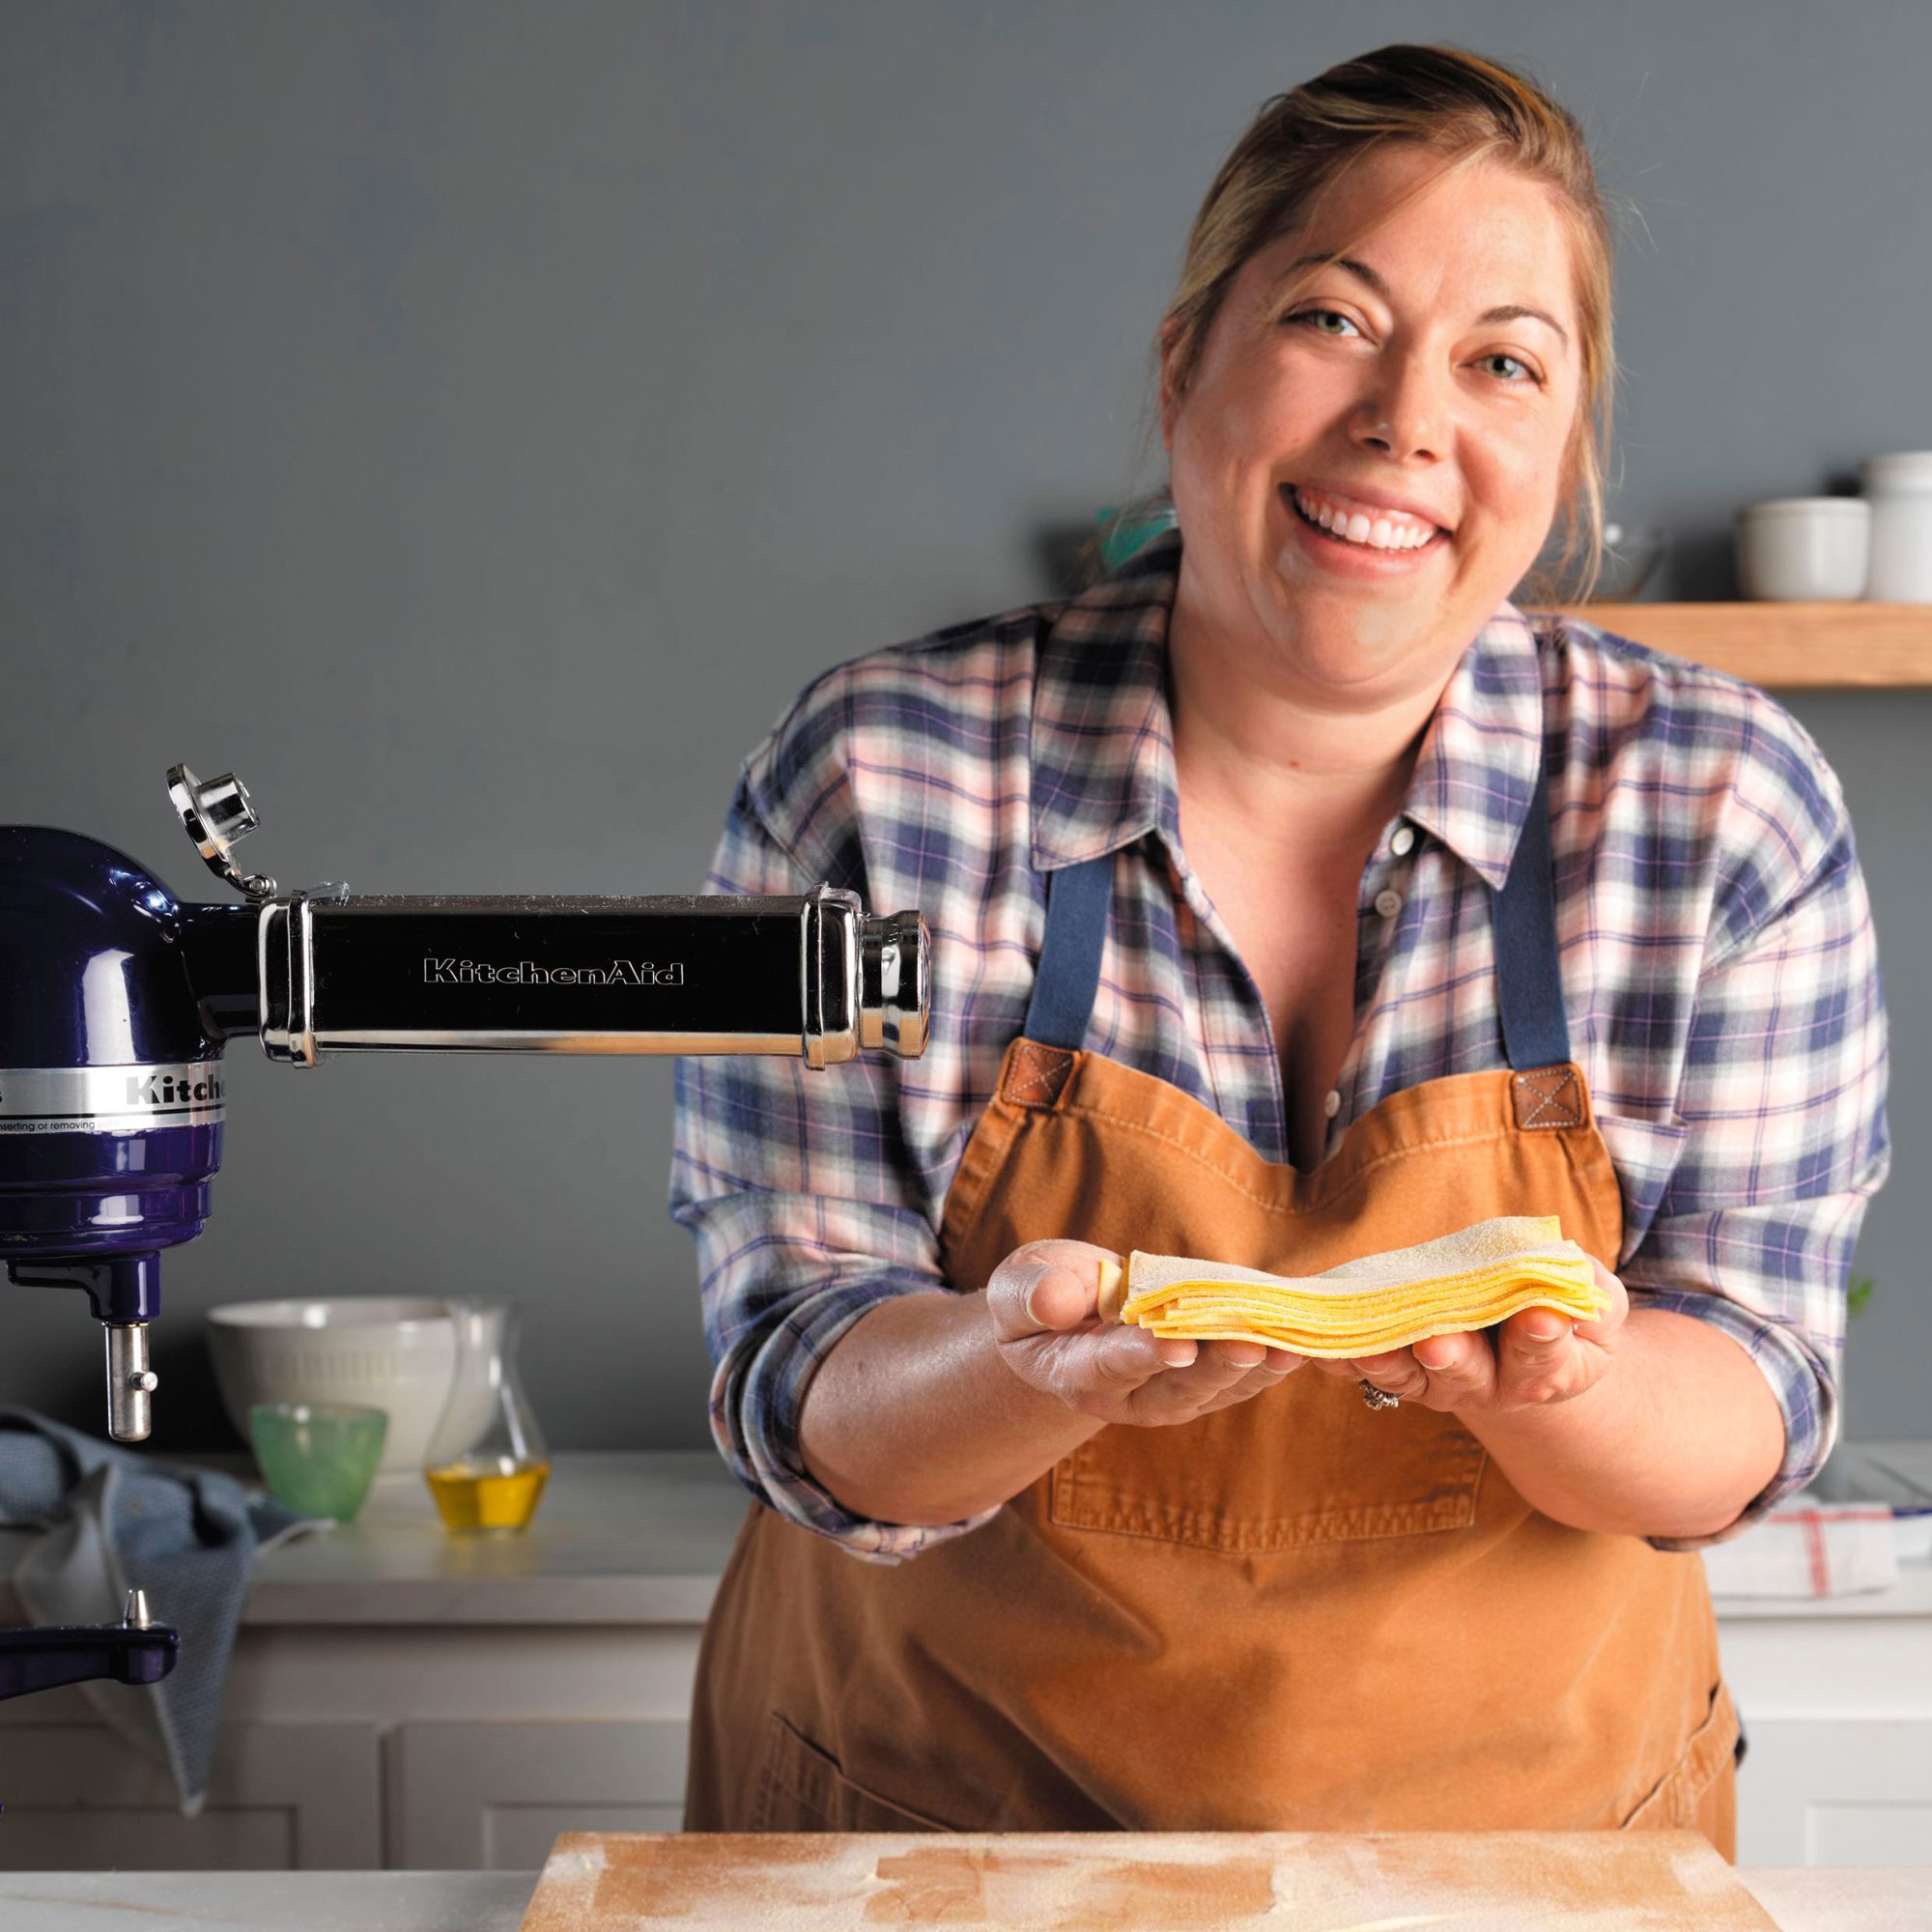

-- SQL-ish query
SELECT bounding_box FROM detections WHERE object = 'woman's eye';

[1482,353,1541,385]
[1289,308,1358,338]
[1289,310,1545,388]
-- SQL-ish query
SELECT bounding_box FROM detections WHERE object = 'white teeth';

[1293,488,1437,553]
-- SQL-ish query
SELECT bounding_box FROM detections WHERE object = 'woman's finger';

[1025,1264,1097,1332]
[1084,1321,1193,1388]
[985,1242,1113,1340]
[1198,1350,1303,1411]
[1412,1329,1494,1405]
[1495,1307,1576,1403]
[1574,1259,1628,1348]
[1207,1337,1269,1371]
[1148,1338,1280,1404]
[1348,1347,1431,1402]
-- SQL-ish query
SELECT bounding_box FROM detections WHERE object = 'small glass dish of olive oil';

[425,1452,551,1532]
[421,1300,550,1534]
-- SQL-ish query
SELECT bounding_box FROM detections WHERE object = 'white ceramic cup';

[1735,497,1869,601]
[1861,451,1932,601]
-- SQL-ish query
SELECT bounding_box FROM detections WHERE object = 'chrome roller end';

[104,1324,157,1442]
[861,910,930,1060]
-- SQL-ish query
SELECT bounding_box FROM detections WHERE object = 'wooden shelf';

[1537,603,1932,689]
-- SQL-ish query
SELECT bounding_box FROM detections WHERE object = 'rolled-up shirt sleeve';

[1619,758,1890,1553]
[668,754,998,1565]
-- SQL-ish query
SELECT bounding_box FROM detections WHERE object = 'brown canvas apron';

[685,753,1740,1855]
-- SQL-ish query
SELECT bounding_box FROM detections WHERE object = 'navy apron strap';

[1026,793,1564,1066]
[1021,855,1114,1051]
[1493,747,1572,1070]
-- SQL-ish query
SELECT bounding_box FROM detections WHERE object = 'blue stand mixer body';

[0,827,247,1329]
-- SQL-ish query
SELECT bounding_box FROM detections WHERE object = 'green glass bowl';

[248,1401,388,1522]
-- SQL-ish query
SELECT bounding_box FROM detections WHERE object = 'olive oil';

[425,1454,551,1532]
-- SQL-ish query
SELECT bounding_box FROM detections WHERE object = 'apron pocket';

[755,1713,953,1833]
[1049,1380,1490,1550]
[1618,1678,1741,1831]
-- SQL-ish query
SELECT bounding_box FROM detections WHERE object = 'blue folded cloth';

[0,1406,324,1815]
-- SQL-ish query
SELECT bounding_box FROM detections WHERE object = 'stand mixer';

[0,764,931,1699]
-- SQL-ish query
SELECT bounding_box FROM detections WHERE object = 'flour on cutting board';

[517,1829,1778,1930]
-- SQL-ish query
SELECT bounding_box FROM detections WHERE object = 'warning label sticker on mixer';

[0,1063,227,1134]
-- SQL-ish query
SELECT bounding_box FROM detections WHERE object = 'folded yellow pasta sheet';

[1095,1215,1608,1359]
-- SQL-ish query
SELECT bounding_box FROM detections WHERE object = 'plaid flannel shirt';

[669,529,1890,1563]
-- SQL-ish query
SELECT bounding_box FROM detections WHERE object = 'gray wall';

[3,1,1927,1453]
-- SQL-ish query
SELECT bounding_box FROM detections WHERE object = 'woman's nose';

[1350,355,1448,464]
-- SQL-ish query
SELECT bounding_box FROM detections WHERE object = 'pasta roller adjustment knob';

[167,764,276,900]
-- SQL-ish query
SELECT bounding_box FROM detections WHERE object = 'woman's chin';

[1266,543,1505,650]
[1257,580,1461,684]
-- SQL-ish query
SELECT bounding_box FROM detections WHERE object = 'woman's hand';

[985,1237,1304,1427]
[1309,1257,1630,1415]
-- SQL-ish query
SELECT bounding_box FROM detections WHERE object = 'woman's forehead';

[1251,158,1578,330]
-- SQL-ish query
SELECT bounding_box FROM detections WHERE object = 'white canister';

[1860,451,1932,601]
[1735,497,1869,601]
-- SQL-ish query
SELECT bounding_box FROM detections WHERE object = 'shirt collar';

[1400,601,1547,892]
[1029,530,1183,872]
[1030,526,1546,890]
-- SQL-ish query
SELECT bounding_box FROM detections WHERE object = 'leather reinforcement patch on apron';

[1513,1065,1586,1129]
[1002,1039,1079,1110]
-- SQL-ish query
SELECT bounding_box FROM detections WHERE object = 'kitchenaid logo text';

[127,1069,225,1107]
[0,1062,226,1134]
[421,957,685,988]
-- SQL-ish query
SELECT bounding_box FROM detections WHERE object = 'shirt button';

[1390,824,1415,857]
[1375,888,1403,919]
[1323,1089,1341,1119]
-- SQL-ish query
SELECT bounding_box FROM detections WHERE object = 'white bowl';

[1735,497,1869,600]
[206,1297,490,1476]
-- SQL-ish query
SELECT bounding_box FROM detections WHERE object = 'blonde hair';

[1098,43,1621,606]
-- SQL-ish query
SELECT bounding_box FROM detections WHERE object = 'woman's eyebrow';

[1282,252,1571,351]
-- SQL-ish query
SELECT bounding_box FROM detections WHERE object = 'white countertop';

[0,1871,528,1931]
[2,1444,1927,1627]
[236,1448,747,1625]
[0,1449,749,1627]
[2,1864,1926,1931]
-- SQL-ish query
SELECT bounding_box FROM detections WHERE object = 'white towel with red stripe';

[1701,1499,1902,1597]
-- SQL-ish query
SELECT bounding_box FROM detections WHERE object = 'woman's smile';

[1279,481,1451,577]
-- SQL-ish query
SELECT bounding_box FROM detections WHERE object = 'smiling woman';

[671,43,1888,1864]
[1149,44,1618,613]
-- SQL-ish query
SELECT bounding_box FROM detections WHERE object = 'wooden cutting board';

[519,1830,1781,1929]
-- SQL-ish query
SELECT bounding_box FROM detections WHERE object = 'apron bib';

[686,756,1739,1855]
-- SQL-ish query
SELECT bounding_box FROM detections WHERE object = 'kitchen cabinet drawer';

[0,1719,381,1870]
[1736,1719,1932,1867]
[389,1719,690,1869]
